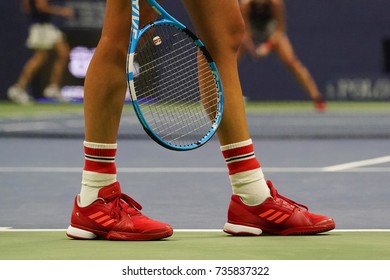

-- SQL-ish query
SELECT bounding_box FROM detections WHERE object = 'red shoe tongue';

[98,182,122,200]
[266,180,278,197]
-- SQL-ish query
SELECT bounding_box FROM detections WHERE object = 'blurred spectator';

[7,0,74,104]
[239,0,326,112]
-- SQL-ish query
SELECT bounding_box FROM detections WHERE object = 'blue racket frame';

[126,0,224,151]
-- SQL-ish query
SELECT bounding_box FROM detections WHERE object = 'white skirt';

[26,23,64,50]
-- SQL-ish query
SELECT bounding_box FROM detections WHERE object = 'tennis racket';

[126,0,224,151]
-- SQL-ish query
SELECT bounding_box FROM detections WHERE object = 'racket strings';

[138,58,212,102]
[136,41,215,111]
[139,25,217,105]
[133,24,220,145]
[137,37,194,72]
[136,41,211,108]
[140,72,215,131]
[138,60,214,111]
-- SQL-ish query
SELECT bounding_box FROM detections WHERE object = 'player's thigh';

[182,0,244,52]
[101,0,156,50]
[101,0,132,48]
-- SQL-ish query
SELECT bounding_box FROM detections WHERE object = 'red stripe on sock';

[222,143,255,159]
[83,146,117,174]
[226,159,260,175]
[84,160,116,174]
[222,143,260,175]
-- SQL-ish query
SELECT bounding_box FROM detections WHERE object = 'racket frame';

[126,0,224,151]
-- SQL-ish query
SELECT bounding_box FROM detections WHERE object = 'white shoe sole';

[66,225,96,239]
[223,223,263,236]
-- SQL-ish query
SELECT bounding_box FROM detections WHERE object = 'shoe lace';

[272,186,308,211]
[108,193,143,219]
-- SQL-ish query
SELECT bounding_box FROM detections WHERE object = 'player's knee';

[100,35,129,58]
[227,18,246,53]
[33,52,49,65]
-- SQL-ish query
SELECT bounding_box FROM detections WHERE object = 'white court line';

[0,167,228,173]
[0,166,389,173]
[0,121,57,132]
[0,167,81,173]
[0,227,11,231]
[0,167,318,173]
[0,228,65,232]
[0,167,348,173]
[322,155,390,172]
[0,228,389,232]
[330,167,390,172]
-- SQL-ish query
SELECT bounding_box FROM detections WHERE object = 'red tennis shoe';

[223,180,335,235]
[66,182,173,241]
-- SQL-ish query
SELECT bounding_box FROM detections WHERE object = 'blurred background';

[1,0,390,102]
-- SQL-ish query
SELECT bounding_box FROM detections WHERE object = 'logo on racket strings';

[153,36,162,45]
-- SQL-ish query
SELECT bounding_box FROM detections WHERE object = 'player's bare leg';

[273,35,326,111]
[7,50,48,104]
[183,0,250,145]
[16,50,49,89]
[183,0,334,235]
[67,0,172,241]
[43,38,71,101]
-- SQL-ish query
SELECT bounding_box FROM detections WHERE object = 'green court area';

[0,102,84,117]
[244,101,390,113]
[1,101,390,118]
[0,230,389,260]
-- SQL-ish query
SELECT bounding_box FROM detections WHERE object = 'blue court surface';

[1,103,389,231]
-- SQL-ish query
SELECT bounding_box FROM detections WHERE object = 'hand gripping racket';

[126,0,224,151]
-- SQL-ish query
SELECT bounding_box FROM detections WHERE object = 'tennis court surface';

[0,229,389,260]
[1,102,389,263]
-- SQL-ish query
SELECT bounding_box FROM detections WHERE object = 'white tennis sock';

[221,139,271,206]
